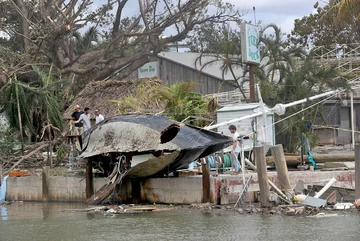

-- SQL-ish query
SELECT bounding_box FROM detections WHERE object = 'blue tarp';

[0,176,8,202]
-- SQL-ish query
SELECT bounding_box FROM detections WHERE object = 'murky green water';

[0,202,359,241]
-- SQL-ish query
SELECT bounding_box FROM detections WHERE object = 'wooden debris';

[326,191,337,205]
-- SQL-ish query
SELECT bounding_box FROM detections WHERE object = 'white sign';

[138,61,159,78]
[241,23,260,65]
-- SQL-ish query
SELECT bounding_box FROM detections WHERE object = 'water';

[0,202,360,241]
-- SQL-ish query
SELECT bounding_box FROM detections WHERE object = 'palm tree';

[0,66,67,142]
[152,82,211,124]
[238,24,306,103]
[72,26,99,56]
[319,0,360,22]
[194,24,247,99]
[268,55,347,152]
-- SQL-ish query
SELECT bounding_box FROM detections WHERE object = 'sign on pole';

[138,61,159,78]
[241,23,260,65]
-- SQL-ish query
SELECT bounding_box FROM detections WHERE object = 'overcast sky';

[90,0,327,36]
[232,0,326,34]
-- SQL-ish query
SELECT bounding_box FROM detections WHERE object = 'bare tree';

[0,0,241,83]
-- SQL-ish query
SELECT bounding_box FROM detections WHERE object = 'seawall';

[4,170,356,204]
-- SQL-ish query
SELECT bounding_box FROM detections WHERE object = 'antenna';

[253,6,257,25]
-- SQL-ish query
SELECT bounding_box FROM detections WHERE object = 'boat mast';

[204,88,343,131]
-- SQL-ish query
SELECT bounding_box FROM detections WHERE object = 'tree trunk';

[15,84,24,156]
[13,0,30,52]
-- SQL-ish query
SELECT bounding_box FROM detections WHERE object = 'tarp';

[0,175,8,202]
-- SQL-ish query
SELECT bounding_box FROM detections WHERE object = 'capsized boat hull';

[80,114,232,177]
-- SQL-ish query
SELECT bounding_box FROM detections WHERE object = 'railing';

[205,89,249,106]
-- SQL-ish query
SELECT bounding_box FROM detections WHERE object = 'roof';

[217,103,273,113]
[64,77,163,119]
[157,52,244,81]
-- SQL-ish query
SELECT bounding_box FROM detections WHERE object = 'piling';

[254,146,270,207]
[355,144,360,199]
[202,160,210,203]
[42,166,50,201]
[86,160,94,199]
[271,144,292,191]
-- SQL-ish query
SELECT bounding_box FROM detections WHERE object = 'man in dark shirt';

[71,105,84,135]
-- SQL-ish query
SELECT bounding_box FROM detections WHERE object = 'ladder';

[233,175,253,209]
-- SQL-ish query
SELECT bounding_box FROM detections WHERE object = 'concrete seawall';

[4,170,356,204]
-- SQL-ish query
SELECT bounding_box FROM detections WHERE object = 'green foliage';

[153,82,209,123]
[73,27,99,56]
[263,54,347,152]
[193,23,247,98]
[0,66,67,140]
[110,96,140,114]
[55,143,68,166]
[110,79,162,114]
[290,4,360,47]
[32,66,65,129]
[188,22,242,53]
[1,76,34,135]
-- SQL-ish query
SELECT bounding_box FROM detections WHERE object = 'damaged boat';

[80,114,232,204]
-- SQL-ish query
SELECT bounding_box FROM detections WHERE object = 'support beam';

[254,146,270,207]
[86,160,94,199]
[42,166,50,201]
[202,161,210,203]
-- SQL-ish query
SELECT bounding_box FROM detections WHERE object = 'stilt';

[254,146,270,207]
[42,166,50,201]
[86,160,94,199]
[202,159,210,203]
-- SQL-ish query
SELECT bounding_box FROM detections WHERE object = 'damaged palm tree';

[82,114,232,205]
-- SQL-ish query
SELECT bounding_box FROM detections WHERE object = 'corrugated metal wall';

[128,57,237,94]
[159,58,236,94]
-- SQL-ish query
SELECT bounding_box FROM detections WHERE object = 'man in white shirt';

[95,109,104,124]
[73,107,91,132]
[229,125,241,174]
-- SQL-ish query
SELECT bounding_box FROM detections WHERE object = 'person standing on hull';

[94,109,104,124]
[73,107,91,150]
[228,125,241,175]
[74,107,91,133]
[71,105,84,135]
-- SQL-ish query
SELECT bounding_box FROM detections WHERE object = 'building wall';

[314,104,355,145]
[128,57,237,95]
[158,58,236,94]
[338,107,351,144]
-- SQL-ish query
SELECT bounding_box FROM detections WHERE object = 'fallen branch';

[6,137,64,175]
[6,143,48,174]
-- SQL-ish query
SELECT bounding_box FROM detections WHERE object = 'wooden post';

[86,160,94,199]
[249,65,255,101]
[271,144,292,191]
[42,166,50,201]
[254,146,270,207]
[355,144,360,199]
[202,160,210,203]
